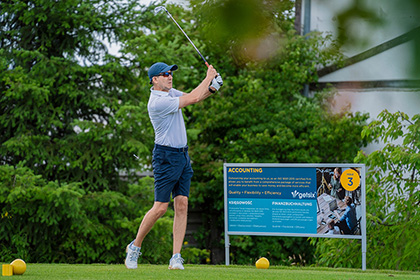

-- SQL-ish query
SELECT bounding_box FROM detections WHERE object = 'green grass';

[2,264,420,280]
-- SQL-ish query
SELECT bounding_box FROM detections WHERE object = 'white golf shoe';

[125,241,141,269]
[168,253,184,270]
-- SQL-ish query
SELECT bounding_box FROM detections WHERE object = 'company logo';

[291,190,315,199]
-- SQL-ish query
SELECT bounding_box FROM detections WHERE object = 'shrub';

[0,165,173,264]
[313,110,420,270]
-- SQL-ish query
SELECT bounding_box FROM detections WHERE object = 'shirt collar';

[150,86,170,97]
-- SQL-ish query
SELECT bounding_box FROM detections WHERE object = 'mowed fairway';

[4,264,420,280]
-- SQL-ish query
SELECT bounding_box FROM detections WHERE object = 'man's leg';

[168,150,192,270]
[172,195,188,254]
[168,195,188,270]
[125,201,168,269]
[134,201,169,247]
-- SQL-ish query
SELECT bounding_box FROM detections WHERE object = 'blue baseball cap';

[148,62,178,83]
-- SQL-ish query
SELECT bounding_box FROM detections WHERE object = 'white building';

[299,0,420,152]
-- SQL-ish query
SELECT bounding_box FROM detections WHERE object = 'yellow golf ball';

[256,257,270,269]
[11,259,26,275]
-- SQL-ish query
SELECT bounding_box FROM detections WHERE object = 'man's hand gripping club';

[209,74,223,93]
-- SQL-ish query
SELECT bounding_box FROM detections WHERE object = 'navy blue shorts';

[152,144,193,203]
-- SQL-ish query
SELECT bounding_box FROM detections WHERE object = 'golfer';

[125,62,223,270]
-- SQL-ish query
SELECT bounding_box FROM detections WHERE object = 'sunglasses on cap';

[157,71,173,77]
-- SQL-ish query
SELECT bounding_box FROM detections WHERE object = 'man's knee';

[151,202,169,218]
[156,207,168,218]
[174,196,188,214]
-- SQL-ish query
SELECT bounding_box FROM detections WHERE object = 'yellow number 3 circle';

[340,169,360,191]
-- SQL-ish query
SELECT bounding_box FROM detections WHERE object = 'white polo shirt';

[147,87,187,148]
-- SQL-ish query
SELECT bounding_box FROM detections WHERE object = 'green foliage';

[181,3,369,265]
[310,238,362,269]
[0,164,173,264]
[314,110,420,270]
[182,247,211,264]
[229,236,311,266]
[0,0,153,192]
[122,0,368,265]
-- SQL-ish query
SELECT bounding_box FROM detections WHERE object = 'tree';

[0,163,175,263]
[172,0,369,264]
[187,43,368,264]
[0,0,152,192]
[0,0,181,264]
[314,110,420,270]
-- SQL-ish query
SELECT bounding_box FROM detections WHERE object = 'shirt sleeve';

[340,207,349,221]
[170,88,184,97]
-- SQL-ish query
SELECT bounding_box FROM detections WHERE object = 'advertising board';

[224,163,366,269]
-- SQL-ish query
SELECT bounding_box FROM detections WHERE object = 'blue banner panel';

[226,166,317,234]
[228,198,317,233]
[227,167,316,199]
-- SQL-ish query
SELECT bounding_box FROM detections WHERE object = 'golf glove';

[209,74,223,91]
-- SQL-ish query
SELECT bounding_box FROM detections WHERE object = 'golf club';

[154,6,210,68]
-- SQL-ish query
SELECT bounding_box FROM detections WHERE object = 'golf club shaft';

[163,10,209,68]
